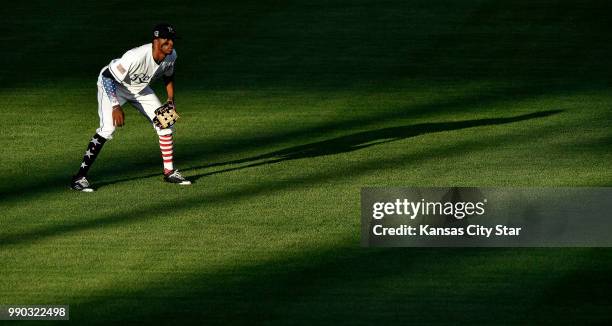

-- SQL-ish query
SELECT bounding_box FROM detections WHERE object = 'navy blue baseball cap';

[153,23,180,40]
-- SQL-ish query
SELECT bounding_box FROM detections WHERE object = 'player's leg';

[132,87,190,185]
[71,83,120,191]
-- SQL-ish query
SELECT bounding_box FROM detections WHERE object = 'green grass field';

[2,0,612,324]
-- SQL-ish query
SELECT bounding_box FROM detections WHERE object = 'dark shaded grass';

[3,0,612,88]
[16,247,612,325]
[76,248,612,325]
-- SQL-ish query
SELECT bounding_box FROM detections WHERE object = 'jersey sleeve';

[164,50,177,77]
[164,63,175,77]
[108,50,136,81]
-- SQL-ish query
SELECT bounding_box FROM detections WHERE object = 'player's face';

[159,38,174,55]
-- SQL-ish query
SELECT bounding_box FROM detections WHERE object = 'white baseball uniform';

[96,43,177,139]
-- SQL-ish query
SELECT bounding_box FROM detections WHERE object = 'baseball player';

[71,23,190,192]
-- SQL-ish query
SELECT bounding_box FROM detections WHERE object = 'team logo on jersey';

[130,73,151,83]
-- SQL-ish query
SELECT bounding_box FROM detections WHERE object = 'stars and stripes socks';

[159,134,174,174]
[76,133,107,177]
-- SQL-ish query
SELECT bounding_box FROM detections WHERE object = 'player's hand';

[167,99,177,113]
[112,105,125,127]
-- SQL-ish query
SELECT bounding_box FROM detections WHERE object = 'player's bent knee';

[96,127,116,140]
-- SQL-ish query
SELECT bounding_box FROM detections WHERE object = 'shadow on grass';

[0,143,422,246]
[95,110,561,187]
[0,81,568,202]
[0,110,561,247]
[67,246,612,325]
[184,110,561,181]
[528,255,612,324]
[70,247,500,324]
[5,1,611,88]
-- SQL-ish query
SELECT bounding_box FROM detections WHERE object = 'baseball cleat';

[164,170,191,185]
[71,176,95,192]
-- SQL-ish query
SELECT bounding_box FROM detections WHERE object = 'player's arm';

[101,68,124,127]
[163,74,175,109]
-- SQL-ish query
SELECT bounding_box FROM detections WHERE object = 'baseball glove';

[153,102,180,129]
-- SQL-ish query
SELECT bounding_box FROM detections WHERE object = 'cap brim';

[154,33,180,40]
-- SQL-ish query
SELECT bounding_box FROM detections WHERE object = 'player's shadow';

[0,110,562,247]
[185,110,562,182]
